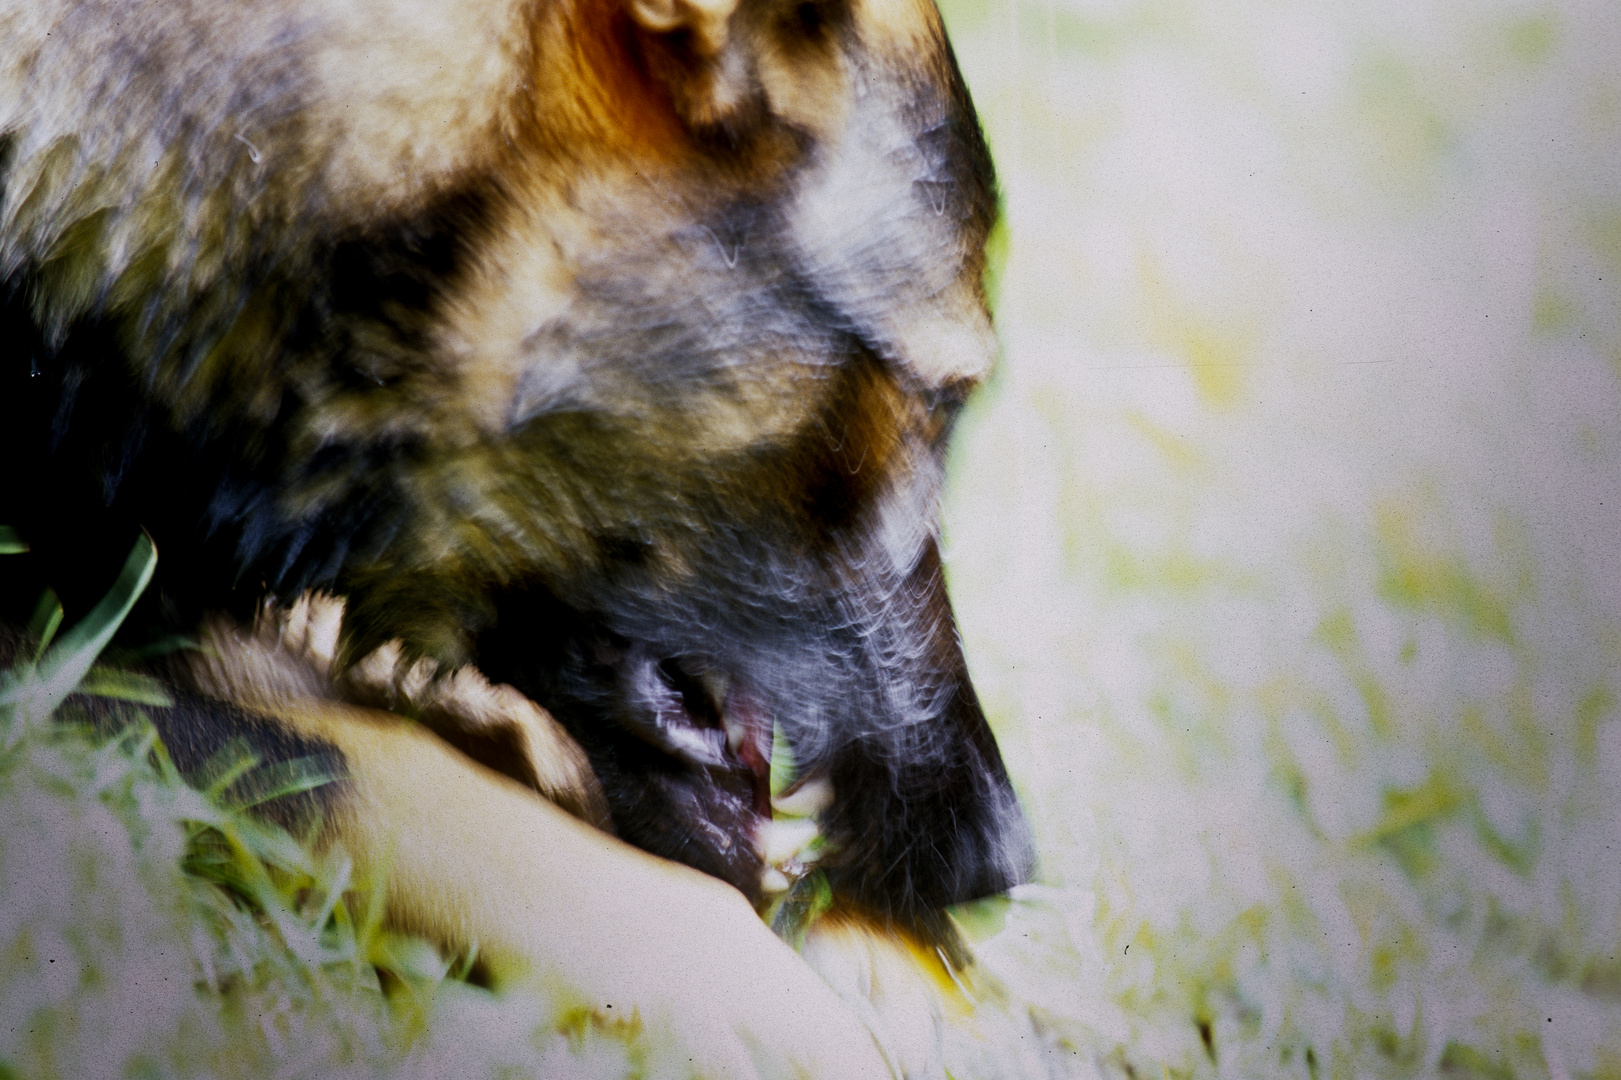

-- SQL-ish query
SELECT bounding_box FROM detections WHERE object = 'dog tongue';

[619,649,772,817]
[721,685,773,817]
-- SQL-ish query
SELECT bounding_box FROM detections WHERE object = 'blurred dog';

[0,0,1031,1071]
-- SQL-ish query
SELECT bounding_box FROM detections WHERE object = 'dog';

[0,0,1032,1073]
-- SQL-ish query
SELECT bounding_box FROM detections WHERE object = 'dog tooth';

[701,668,732,710]
[763,817,821,864]
[771,777,832,818]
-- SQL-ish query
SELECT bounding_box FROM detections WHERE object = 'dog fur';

[0,0,1031,1072]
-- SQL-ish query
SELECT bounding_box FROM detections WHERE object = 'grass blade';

[4,533,157,727]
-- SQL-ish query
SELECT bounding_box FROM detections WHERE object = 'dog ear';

[625,0,755,133]
[627,0,737,52]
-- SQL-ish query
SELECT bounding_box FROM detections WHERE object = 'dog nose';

[813,536,1036,922]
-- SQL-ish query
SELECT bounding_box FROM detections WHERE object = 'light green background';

[938,0,1621,1076]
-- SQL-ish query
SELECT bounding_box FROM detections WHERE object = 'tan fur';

[225,679,890,1078]
[187,595,611,828]
[801,915,976,1080]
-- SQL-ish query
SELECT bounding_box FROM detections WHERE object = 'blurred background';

[936,0,1621,1075]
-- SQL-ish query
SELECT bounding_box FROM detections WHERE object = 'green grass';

[931,0,1621,1076]
[0,538,670,1079]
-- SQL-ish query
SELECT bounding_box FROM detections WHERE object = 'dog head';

[1,0,1032,928]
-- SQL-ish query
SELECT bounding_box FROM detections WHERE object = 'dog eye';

[782,0,843,40]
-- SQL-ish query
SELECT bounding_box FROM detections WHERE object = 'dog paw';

[540,878,896,1079]
[799,915,972,1080]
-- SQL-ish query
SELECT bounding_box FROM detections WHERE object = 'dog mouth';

[509,635,787,900]
[611,645,774,821]
[478,544,1033,924]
